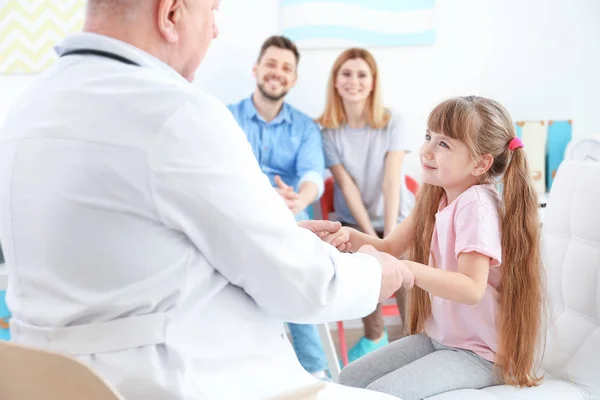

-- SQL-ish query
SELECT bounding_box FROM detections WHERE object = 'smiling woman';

[316,48,415,363]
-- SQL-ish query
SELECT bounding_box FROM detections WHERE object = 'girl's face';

[334,58,374,105]
[420,130,489,196]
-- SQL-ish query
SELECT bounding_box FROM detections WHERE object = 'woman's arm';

[382,150,405,237]
[330,164,378,237]
[403,252,491,305]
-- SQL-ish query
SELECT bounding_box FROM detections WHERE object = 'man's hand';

[357,245,414,303]
[275,175,304,215]
[297,220,350,252]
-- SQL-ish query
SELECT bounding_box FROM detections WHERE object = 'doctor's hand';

[297,219,340,234]
[357,245,414,303]
[297,220,351,252]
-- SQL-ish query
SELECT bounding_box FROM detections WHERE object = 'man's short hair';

[257,36,300,66]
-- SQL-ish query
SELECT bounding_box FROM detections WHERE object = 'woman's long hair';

[316,48,390,129]
[407,96,544,387]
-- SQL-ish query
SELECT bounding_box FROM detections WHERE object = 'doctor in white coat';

[0,0,412,399]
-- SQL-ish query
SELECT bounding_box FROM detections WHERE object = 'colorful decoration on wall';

[0,0,85,74]
[516,120,547,195]
[281,0,436,49]
[546,120,572,190]
[0,290,10,341]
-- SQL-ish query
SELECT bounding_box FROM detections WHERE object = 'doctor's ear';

[157,0,183,44]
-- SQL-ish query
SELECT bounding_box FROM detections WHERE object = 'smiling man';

[228,36,329,380]
[228,36,324,222]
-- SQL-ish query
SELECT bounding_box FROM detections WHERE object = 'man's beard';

[257,82,288,102]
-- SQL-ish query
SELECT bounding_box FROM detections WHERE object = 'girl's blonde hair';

[316,48,390,129]
[407,96,544,387]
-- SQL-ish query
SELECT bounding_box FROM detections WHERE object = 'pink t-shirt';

[425,184,502,363]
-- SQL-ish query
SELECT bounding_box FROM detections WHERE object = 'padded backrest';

[266,382,327,400]
[540,161,600,395]
[320,177,335,220]
[0,341,123,400]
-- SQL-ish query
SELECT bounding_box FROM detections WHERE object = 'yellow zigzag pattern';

[0,0,85,74]
[0,1,83,22]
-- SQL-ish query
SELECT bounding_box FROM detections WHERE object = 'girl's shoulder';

[455,184,501,216]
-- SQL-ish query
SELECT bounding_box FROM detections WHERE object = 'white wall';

[194,0,600,178]
[1,0,600,178]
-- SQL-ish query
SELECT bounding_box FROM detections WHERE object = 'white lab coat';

[0,33,395,399]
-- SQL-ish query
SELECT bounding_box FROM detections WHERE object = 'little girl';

[336,96,544,399]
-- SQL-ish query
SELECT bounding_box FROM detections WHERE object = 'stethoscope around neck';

[60,48,140,67]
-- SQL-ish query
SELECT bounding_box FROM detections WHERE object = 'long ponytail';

[497,148,544,386]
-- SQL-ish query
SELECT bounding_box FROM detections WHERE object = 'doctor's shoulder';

[185,90,242,130]
[159,88,248,139]
[134,71,231,123]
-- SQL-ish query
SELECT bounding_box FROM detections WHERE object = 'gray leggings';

[338,333,500,399]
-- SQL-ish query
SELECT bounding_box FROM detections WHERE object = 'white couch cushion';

[540,161,599,398]
[428,379,588,399]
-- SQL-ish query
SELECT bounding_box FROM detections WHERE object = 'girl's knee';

[366,378,416,400]
[365,376,389,392]
[338,363,366,388]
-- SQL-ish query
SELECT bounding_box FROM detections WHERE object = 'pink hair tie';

[509,137,524,151]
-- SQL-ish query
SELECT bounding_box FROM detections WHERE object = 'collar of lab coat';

[55,32,190,86]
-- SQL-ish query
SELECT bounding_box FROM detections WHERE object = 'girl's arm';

[330,164,378,237]
[404,251,491,305]
[345,212,416,257]
[382,150,405,237]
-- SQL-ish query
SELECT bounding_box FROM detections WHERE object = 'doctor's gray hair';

[86,0,144,18]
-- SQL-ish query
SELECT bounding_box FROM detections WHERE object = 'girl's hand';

[319,227,352,252]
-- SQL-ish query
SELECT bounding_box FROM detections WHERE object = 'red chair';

[405,175,420,199]
[320,175,420,366]
[321,176,336,221]
[322,175,419,220]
